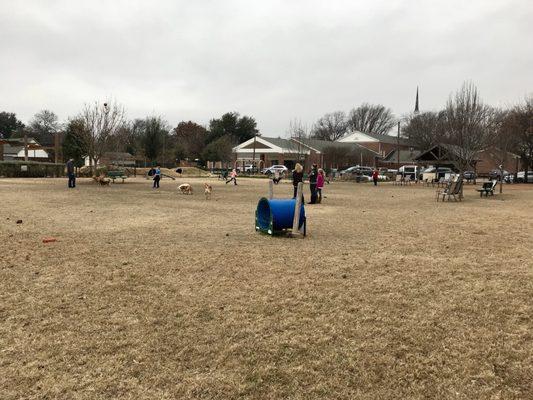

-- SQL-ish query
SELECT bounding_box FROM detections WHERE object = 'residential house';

[338,130,412,157]
[0,138,49,161]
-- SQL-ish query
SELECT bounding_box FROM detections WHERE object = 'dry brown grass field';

[1,177,532,400]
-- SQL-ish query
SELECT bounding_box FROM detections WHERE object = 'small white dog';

[178,183,193,195]
[204,183,213,199]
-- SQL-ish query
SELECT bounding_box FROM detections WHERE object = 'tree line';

[302,83,532,176]
[0,105,259,169]
[1,82,531,176]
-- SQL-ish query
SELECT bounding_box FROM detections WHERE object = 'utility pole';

[397,121,400,170]
[54,132,60,164]
[24,134,29,161]
[252,134,256,173]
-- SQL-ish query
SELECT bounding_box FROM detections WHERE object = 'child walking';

[153,166,161,188]
[226,169,238,185]
[317,168,325,203]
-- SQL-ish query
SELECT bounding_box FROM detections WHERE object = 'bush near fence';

[0,160,64,178]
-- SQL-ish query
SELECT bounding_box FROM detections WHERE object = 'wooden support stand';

[289,182,305,238]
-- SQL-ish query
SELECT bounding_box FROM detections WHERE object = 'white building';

[1,138,49,161]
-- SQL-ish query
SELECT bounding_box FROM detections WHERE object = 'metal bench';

[107,171,128,183]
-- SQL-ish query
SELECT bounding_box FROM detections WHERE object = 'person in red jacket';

[372,168,379,186]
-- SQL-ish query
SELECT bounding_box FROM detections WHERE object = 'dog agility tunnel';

[255,197,306,235]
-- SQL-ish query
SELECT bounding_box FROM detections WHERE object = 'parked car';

[516,170,533,183]
[488,169,510,181]
[340,165,373,176]
[262,165,289,176]
[422,166,454,182]
[463,171,477,180]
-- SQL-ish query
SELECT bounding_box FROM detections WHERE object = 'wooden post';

[0,141,4,161]
[291,182,303,236]
[24,134,29,161]
[268,180,274,200]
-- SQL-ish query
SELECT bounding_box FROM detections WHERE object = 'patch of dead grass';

[1,178,532,399]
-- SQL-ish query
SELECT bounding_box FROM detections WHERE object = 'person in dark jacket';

[66,159,76,188]
[308,164,318,204]
[153,166,161,188]
[292,163,304,199]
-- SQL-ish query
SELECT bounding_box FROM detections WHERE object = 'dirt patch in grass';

[1,177,532,399]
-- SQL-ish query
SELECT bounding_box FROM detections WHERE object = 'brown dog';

[178,183,193,195]
[204,183,212,199]
[93,176,110,186]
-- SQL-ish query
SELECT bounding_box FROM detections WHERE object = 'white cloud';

[1,0,531,134]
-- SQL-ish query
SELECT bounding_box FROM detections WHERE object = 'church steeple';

[414,86,419,114]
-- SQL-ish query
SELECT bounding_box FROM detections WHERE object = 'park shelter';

[416,143,520,175]
[415,143,473,170]
[380,148,421,168]
[1,138,49,161]
[232,137,310,171]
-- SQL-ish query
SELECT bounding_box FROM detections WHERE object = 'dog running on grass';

[204,183,213,200]
[178,183,193,195]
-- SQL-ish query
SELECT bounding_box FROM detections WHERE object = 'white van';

[398,165,423,180]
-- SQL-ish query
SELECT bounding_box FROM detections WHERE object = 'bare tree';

[347,103,396,135]
[402,111,444,151]
[80,100,126,172]
[310,111,348,141]
[287,118,309,162]
[287,118,309,140]
[441,82,496,194]
[500,96,533,183]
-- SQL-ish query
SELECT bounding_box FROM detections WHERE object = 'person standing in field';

[66,158,76,188]
[292,163,304,199]
[317,168,325,203]
[308,164,318,204]
[226,168,238,185]
[153,166,161,189]
[372,168,379,186]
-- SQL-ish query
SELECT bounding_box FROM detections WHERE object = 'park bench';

[476,180,497,197]
[436,178,463,202]
[107,170,128,183]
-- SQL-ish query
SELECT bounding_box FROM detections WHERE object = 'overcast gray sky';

[1,0,532,136]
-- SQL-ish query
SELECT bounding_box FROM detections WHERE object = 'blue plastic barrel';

[256,197,305,234]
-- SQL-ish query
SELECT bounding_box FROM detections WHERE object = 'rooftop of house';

[383,149,421,163]
[339,130,413,146]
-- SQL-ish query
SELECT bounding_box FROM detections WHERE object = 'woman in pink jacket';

[316,168,325,203]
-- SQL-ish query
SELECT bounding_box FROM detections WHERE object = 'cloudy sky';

[1,0,532,135]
